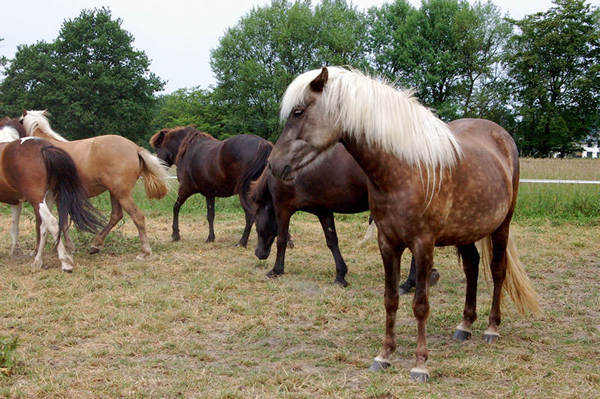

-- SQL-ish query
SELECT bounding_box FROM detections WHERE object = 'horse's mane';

[174,128,217,163]
[20,110,68,142]
[280,67,462,190]
[0,117,26,143]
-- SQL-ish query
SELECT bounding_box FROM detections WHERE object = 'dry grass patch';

[0,208,599,398]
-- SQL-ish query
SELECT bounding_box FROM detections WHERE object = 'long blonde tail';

[478,234,541,315]
[138,149,169,199]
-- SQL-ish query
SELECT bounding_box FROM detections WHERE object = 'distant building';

[581,138,600,158]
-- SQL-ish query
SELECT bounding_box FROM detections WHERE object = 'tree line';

[1,0,599,156]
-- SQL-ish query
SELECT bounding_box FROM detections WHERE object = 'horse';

[249,142,440,288]
[20,110,169,260]
[267,67,540,382]
[0,120,104,271]
[149,126,273,247]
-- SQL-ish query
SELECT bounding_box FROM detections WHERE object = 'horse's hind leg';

[206,196,216,243]
[317,212,348,287]
[9,203,22,257]
[399,257,440,295]
[485,224,510,344]
[452,243,480,341]
[90,193,123,254]
[38,201,74,272]
[31,204,47,269]
[119,194,151,260]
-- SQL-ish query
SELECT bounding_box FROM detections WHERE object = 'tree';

[506,0,600,156]
[366,0,511,121]
[0,8,164,142]
[210,0,368,140]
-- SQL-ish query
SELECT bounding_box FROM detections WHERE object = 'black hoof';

[429,269,440,287]
[171,234,180,242]
[62,268,73,274]
[399,284,413,295]
[236,241,248,248]
[205,237,215,243]
[266,269,283,278]
[287,240,294,249]
[410,369,430,383]
[334,278,349,287]
[88,247,100,255]
[483,334,499,344]
[452,329,472,341]
[368,359,391,372]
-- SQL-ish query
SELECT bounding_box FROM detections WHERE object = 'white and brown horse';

[20,110,168,260]
[0,118,104,271]
[268,67,540,382]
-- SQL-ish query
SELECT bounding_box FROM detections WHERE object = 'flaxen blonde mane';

[21,110,68,142]
[280,67,462,193]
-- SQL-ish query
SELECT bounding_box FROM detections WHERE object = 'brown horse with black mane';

[0,118,104,271]
[249,142,440,288]
[150,126,273,247]
[268,67,540,382]
[20,110,169,260]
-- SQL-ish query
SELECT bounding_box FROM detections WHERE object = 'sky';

[1,0,598,93]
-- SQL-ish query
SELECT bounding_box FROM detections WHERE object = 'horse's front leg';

[317,212,348,287]
[237,197,255,247]
[409,239,435,382]
[266,209,292,278]
[9,203,22,257]
[172,191,190,241]
[90,193,123,254]
[369,235,404,371]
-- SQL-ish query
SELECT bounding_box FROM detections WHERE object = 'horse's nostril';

[282,164,291,178]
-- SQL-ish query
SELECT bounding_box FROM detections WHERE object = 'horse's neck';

[31,128,65,142]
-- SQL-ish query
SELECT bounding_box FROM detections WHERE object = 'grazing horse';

[149,126,273,246]
[0,128,104,271]
[249,143,440,288]
[20,110,169,260]
[268,67,540,382]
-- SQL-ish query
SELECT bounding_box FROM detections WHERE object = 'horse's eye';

[293,109,304,116]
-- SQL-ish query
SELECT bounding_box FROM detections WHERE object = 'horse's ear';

[22,110,27,116]
[149,129,167,149]
[310,67,329,93]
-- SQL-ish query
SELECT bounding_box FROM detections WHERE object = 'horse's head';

[149,127,188,166]
[250,171,277,259]
[269,67,341,181]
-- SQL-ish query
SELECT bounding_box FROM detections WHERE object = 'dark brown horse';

[150,126,273,246]
[0,121,103,271]
[249,143,440,288]
[268,67,540,382]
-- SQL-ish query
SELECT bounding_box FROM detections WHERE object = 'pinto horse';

[268,67,540,382]
[249,143,440,288]
[0,122,104,271]
[20,110,169,260]
[150,126,273,246]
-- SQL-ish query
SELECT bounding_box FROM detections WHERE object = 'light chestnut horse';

[0,118,104,271]
[20,110,169,260]
[268,67,540,382]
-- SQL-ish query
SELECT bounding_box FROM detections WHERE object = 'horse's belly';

[0,188,22,205]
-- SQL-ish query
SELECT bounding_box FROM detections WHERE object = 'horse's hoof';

[429,269,440,287]
[452,328,472,341]
[136,252,151,261]
[334,279,349,287]
[62,267,73,273]
[368,358,391,372]
[171,234,180,242]
[89,247,100,255]
[287,240,294,249]
[205,237,215,243]
[398,284,413,295]
[266,269,283,278]
[409,367,430,383]
[236,242,248,248]
[483,333,499,344]
[31,259,43,269]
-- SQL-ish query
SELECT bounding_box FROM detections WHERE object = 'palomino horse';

[268,67,540,382]
[249,142,440,288]
[0,122,104,271]
[20,110,169,260]
[150,126,273,247]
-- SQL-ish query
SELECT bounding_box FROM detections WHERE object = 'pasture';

[1,159,599,398]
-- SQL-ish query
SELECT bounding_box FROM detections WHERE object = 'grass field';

[0,158,599,398]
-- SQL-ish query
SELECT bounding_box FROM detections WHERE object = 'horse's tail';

[238,139,273,209]
[478,234,541,315]
[41,145,105,238]
[138,148,169,199]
